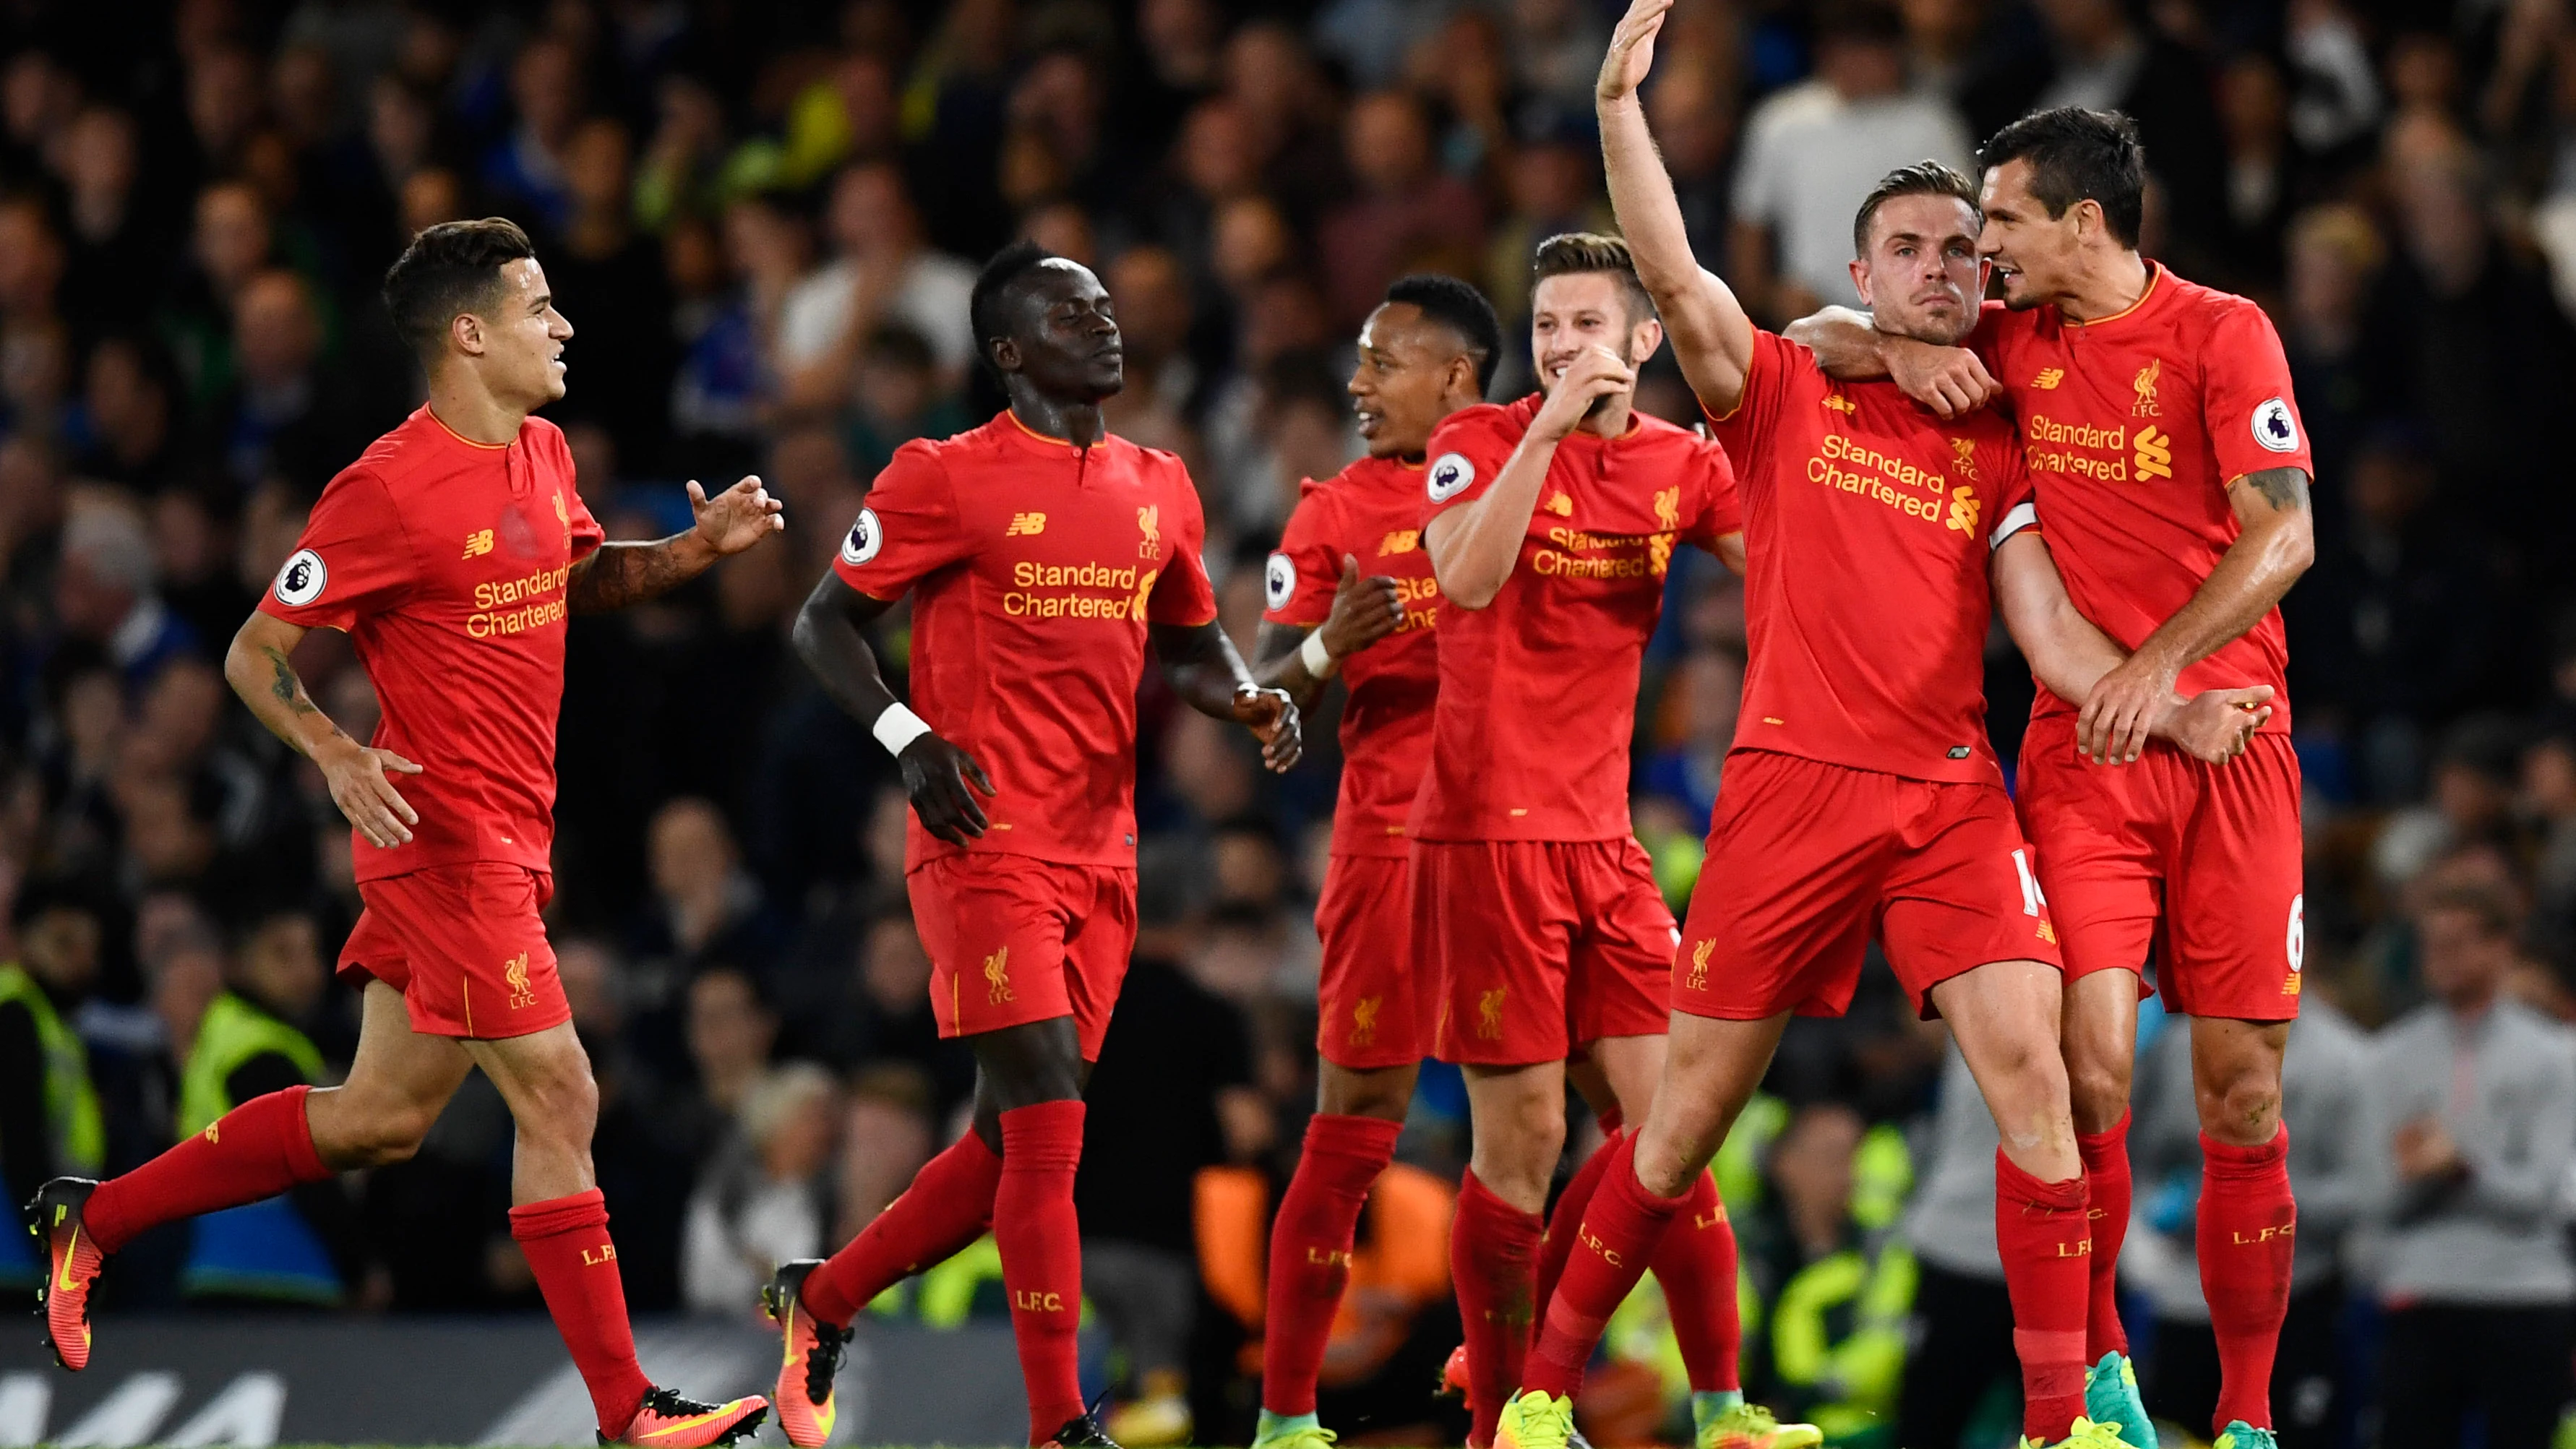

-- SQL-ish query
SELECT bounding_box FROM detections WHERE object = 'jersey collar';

[2061,260,2164,332]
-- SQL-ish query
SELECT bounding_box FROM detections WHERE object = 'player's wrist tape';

[873,702,933,757]
[1300,630,1339,679]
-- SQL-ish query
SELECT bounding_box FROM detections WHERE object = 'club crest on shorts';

[273,549,327,606]
[2251,397,2299,453]
[1427,452,1474,503]
[1266,551,1295,609]
[841,507,883,565]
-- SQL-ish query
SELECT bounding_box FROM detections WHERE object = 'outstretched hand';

[1318,554,1406,659]
[689,475,787,556]
[1597,0,1674,103]
[899,734,997,844]
[1232,685,1302,773]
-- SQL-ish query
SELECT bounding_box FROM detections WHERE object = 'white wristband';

[1299,629,1339,679]
[873,702,933,756]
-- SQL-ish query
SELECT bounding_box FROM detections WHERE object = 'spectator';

[74,334,194,495]
[545,117,678,465]
[55,107,159,337]
[2364,875,2576,1448]
[1316,91,1484,330]
[773,161,977,413]
[1729,0,1971,322]
[160,181,273,413]
[1735,1101,1912,1440]
[0,881,108,1233]
[55,496,197,684]
[684,965,777,1125]
[633,797,789,989]
[215,269,382,494]
[838,324,969,481]
[680,1061,842,1315]
[2132,998,2374,1449]
[480,37,585,236]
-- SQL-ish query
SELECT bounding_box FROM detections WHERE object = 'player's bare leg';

[2186,1015,2294,1445]
[35,981,465,1370]
[469,1015,766,1445]
[1253,1060,1418,1449]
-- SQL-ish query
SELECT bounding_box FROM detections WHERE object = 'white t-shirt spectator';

[776,251,979,381]
[1731,80,1974,306]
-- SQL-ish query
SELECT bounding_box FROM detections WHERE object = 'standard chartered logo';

[2133,426,2173,481]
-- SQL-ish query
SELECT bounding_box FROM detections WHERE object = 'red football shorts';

[338,863,568,1039]
[909,851,1138,1061]
[1674,751,2063,1021]
[2016,715,2306,1020]
[1314,853,1433,1070]
[1413,838,1675,1067]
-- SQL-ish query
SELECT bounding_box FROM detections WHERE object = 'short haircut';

[2419,878,2520,940]
[1978,107,2147,248]
[968,239,1062,382]
[1853,159,1980,255]
[1531,232,1656,326]
[381,218,537,358]
[1816,0,1905,47]
[1383,272,1503,395]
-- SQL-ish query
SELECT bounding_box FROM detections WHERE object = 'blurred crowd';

[0,0,2574,1445]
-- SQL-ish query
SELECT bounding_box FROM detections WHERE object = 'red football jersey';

[1970,263,2309,733]
[1410,395,1743,842]
[260,405,605,882]
[1706,330,2036,785]
[1263,457,1443,858]
[834,411,1218,871]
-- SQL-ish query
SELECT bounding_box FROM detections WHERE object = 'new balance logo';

[463,529,495,558]
[1823,393,1857,414]
[1005,512,1047,536]
[1378,530,1420,555]
[1545,491,1573,516]
[2031,369,2064,390]
[2134,426,2173,481]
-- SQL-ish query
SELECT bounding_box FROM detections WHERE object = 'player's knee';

[336,1098,439,1166]
[519,1064,600,1148]
[2195,1058,2283,1142]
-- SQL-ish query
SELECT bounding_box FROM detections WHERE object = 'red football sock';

[802,1129,1003,1326]
[510,1188,653,1437]
[997,1101,1087,1444]
[1995,1151,2091,1443]
[1526,1136,1680,1400]
[85,1085,327,1252]
[2076,1109,2132,1359]
[1452,1169,1543,1445]
[1261,1113,1401,1416]
[2199,1127,2294,1435]
[1533,1126,1626,1338]
[1652,1169,1741,1393]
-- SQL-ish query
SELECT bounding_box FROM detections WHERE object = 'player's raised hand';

[1888,341,2000,421]
[1320,554,1406,658]
[2155,686,2275,765]
[2080,652,2185,764]
[688,475,787,555]
[317,738,424,848]
[1233,684,1302,772]
[898,734,997,844]
[1534,345,1636,440]
[1597,0,1674,103]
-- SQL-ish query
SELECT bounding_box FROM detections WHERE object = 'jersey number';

[2286,894,2305,973]
[2011,849,2048,918]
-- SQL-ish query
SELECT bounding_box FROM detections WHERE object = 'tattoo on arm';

[565,539,704,614]
[2240,466,2310,513]
[264,647,319,715]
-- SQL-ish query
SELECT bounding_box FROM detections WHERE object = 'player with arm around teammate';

[763,242,1298,1449]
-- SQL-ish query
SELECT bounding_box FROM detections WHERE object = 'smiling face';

[992,257,1124,402]
[1852,192,1985,346]
[1349,301,1472,459]
[466,256,573,408]
[1530,270,1659,406]
[1977,158,2090,310]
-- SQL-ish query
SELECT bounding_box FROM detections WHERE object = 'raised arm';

[1991,530,2272,764]
[1253,555,1405,711]
[564,476,784,614]
[2074,467,2314,762]
[1150,620,1302,772]
[791,570,995,844]
[1782,306,2001,420]
[226,611,424,848]
[1597,0,1753,414]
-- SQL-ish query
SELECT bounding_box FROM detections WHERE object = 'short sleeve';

[1985,439,2040,551]
[260,468,416,632]
[2201,303,2312,487]
[832,441,973,600]
[1684,438,1743,547]
[1263,486,1343,628]
[1421,408,1519,528]
[1146,467,1217,626]
[1965,300,2011,376]
[1701,328,1800,444]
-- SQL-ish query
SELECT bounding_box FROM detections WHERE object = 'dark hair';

[1383,272,1503,395]
[968,239,1062,382]
[1978,107,2147,248]
[1531,232,1655,326]
[1815,0,1905,47]
[1852,159,1980,255]
[2418,877,2521,940]
[381,218,537,357]
[862,322,937,373]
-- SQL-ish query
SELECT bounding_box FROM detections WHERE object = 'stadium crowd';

[0,0,2574,1445]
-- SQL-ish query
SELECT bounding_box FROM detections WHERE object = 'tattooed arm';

[564,476,785,614]
[225,611,423,848]
[2076,466,2317,762]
